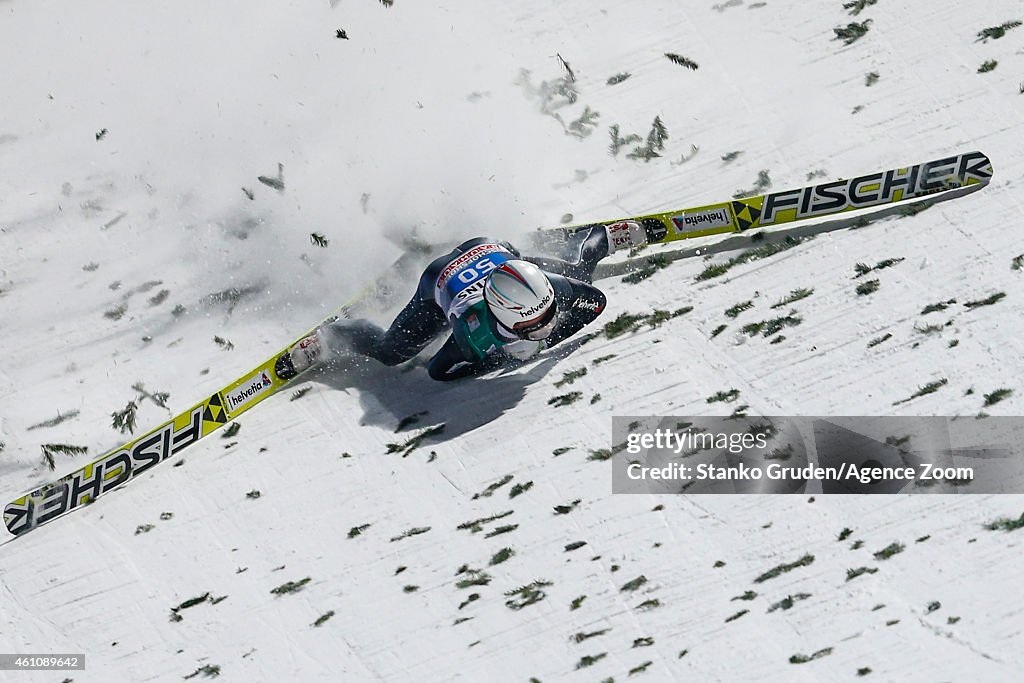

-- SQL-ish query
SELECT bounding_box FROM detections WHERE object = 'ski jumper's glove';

[426,336,505,381]
[501,339,545,361]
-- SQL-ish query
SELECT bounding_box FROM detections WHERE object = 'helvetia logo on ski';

[225,371,274,412]
[670,208,731,232]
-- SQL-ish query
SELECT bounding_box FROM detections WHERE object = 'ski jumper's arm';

[426,335,506,381]
[543,274,607,348]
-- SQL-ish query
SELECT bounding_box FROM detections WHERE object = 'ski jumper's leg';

[525,224,611,284]
[324,299,447,366]
[322,257,451,366]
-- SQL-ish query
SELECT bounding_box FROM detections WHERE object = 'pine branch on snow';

[111,401,138,434]
[40,443,88,471]
[257,162,284,191]
[664,53,699,70]
[833,20,872,45]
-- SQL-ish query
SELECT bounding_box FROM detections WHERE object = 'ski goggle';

[512,303,558,341]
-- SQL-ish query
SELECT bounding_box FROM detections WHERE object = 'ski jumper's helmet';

[483,260,557,341]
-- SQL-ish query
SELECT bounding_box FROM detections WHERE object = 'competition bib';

[434,243,514,318]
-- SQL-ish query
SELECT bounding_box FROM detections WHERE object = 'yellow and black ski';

[548,151,992,246]
[4,151,993,537]
[3,247,436,537]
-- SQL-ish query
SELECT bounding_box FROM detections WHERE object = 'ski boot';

[274,329,325,380]
[604,219,668,254]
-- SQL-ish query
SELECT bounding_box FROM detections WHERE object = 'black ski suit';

[322,225,611,381]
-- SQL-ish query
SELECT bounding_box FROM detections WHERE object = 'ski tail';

[551,151,993,247]
[3,334,313,537]
[3,246,441,538]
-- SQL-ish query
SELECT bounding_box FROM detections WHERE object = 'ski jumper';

[322,226,611,380]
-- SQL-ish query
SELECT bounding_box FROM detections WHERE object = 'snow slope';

[2,0,1024,681]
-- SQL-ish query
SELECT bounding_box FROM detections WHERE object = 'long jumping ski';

[4,151,993,538]
[546,150,992,247]
[2,247,436,537]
